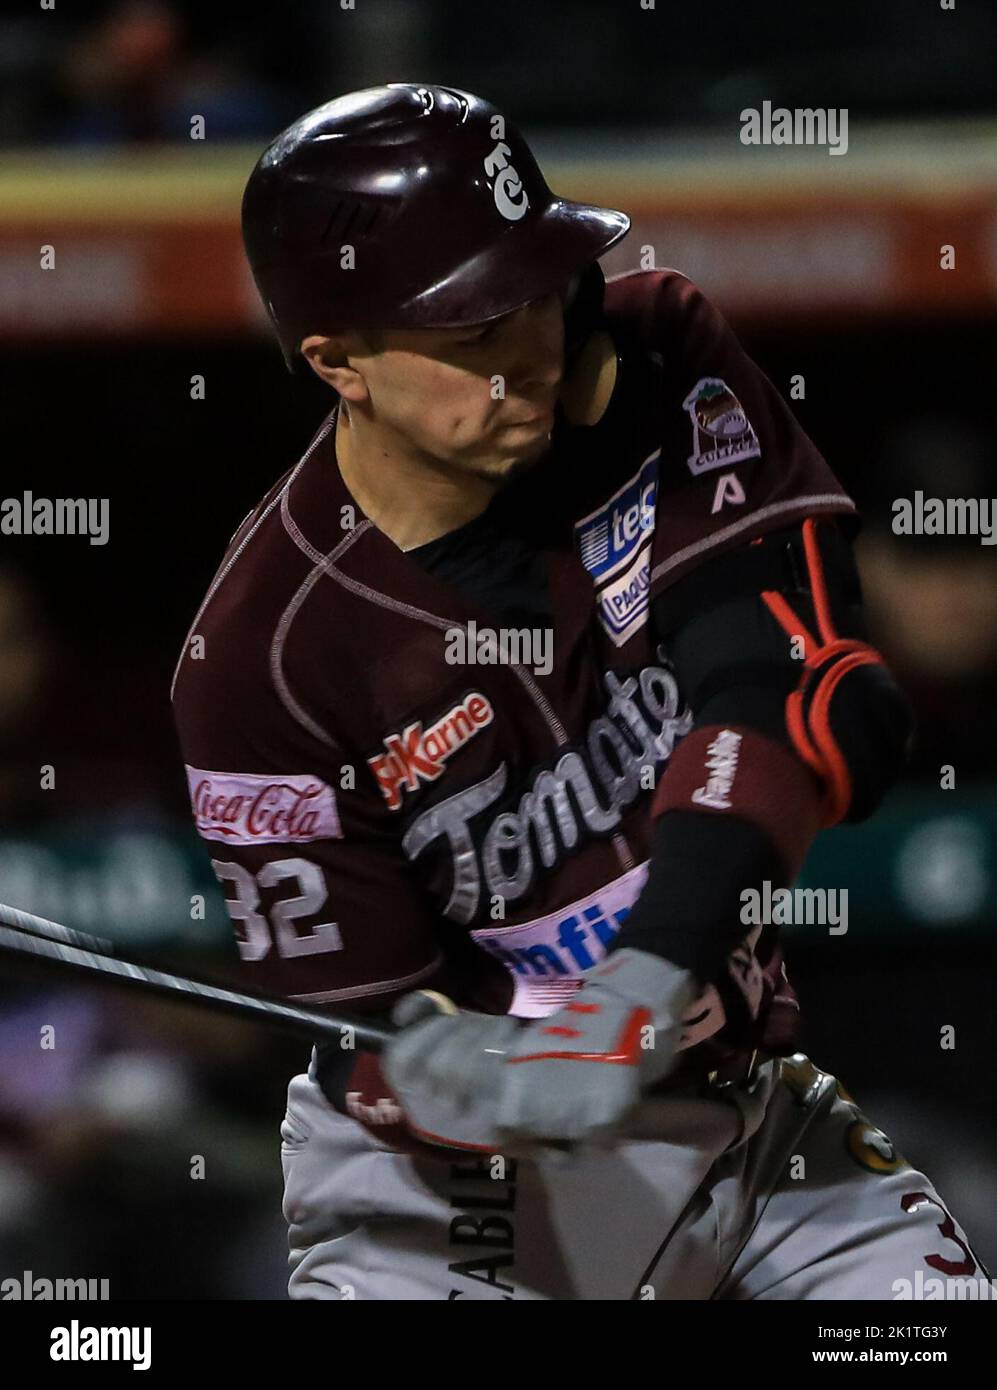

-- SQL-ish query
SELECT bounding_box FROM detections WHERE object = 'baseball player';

[172,84,987,1299]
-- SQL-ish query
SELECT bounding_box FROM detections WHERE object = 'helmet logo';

[483,141,529,222]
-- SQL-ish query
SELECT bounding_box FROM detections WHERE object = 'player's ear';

[299,333,371,402]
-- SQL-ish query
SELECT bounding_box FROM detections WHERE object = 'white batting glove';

[383,949,697,1153]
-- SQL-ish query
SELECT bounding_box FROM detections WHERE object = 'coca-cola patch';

[186,767,342,845]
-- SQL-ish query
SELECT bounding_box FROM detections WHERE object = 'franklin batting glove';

[383,949,697,1154]
[493,947,698,1147]
[383,991,524,1152]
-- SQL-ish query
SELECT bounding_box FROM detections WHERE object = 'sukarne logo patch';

[368,691,494,812]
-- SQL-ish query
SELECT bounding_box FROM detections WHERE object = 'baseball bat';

[0,900,395,1051]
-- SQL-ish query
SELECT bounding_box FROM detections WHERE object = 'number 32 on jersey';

[211,858,342,960]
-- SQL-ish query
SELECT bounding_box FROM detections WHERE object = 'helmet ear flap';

[563,262,606,358]
[559,262,615,428]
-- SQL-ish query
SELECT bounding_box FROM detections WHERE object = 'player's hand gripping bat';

[383,948,699,1153]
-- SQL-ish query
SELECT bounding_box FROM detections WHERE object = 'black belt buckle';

[707,1047,760,1092]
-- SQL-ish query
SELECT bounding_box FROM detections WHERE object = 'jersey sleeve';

[638,270,856,597]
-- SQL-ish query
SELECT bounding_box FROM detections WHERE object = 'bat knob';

[390,989,458,1030]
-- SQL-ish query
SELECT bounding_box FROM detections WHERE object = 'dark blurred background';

[0,0,995,1297]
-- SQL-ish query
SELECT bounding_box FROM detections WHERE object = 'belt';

[648,1046,770,1099]
[705,1047,769,1091]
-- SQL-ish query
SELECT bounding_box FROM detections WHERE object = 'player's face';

[349,288,569,482]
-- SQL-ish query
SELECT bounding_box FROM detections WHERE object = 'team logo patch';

[483,140,529,222]
[367,691,494,812]
[846,1119,909,1175]
[683,377,761,475]
[574,449,659,647]
[186,767,341,845]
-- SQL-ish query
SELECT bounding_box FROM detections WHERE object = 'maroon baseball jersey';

[171,269,855,1073]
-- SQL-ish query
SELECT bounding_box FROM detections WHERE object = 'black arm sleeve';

[612,520,912,985]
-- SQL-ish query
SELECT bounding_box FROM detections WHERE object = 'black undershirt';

[405,495,555,632]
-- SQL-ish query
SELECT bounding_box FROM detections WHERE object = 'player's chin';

[497,425,555,473]
[457,415,554,479]
[494,449,550,486]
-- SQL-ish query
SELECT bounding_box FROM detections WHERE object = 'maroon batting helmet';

[241,83,631,372]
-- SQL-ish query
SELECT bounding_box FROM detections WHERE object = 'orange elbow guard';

[762,521,912,827]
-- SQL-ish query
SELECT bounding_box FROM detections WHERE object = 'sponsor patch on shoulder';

[186,767,342,844]
[574,449,659,646]
[683,377,761,475]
